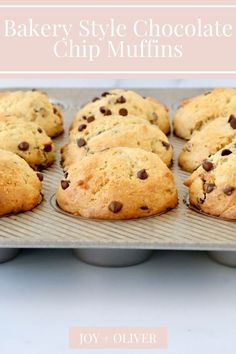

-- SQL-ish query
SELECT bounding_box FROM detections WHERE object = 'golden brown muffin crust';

[57,147,178,220]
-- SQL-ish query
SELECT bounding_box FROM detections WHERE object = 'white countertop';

[0,79,235,354]
[0,250,235,354]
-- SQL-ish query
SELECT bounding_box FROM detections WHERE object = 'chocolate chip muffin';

[62,115,173,168]
[0,149,42,216]
[0,90,64,137]
[179,115,236,172]
[69,114,151,139]
[173,88,236,139]
[57,147,178,219]
[0,115,55,170]
[184,142,236,219]
[70,89,170,134]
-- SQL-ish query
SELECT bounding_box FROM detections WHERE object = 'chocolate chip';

[61,180,70,190]
[36,172,44,181]
[162,141,170,150]
[199,197,205,204]
[221,149,232,156]
[64,172,68,178]
[223,186,235,196]
[77,138,87,147]
[82,115,87,120]
[78,124,87,132]
[99,106,112,116]
[87,115,95,123]
[119,108,128,116]
[105,109,112,116]
[37,128,43,133]
[140,206,149,210]
[92,97,99,102]
[205,183,215,193]
[116,96,126,104]
[108,201,123,213]
[137,169,148,180]
[202,160,214,172]
[37,165,44,171]
[228,115,236,122]
[101,91,110,97]
[44,144,52,152]
[228,115,236,129]
[204,91,211,95]
[99,106,106,114]
[53,107,58,114]
[18,141,29,151]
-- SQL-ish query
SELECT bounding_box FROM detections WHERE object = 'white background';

[1,78,236,88]
[0,79,236,354]
[1,250,236,354]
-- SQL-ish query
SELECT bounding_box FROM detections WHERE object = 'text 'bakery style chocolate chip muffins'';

[0,150,43,216]
[57,89,178,220]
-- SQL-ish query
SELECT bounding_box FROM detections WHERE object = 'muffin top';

[62,115,172,168]
[71,89,170,134]
[57,147,178,219]
[0,149,42,216]
[0,90,64,137]
[173,88,236,139]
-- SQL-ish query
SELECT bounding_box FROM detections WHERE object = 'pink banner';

[0,4,235,77]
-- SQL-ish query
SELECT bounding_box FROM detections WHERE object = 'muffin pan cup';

[208,251,236,267]
[0,88,236,267]
[74,248,153,267]
[0,248,20,263]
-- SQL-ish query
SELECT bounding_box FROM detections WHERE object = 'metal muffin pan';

[49,97,70,112]
[0,88,236,267]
